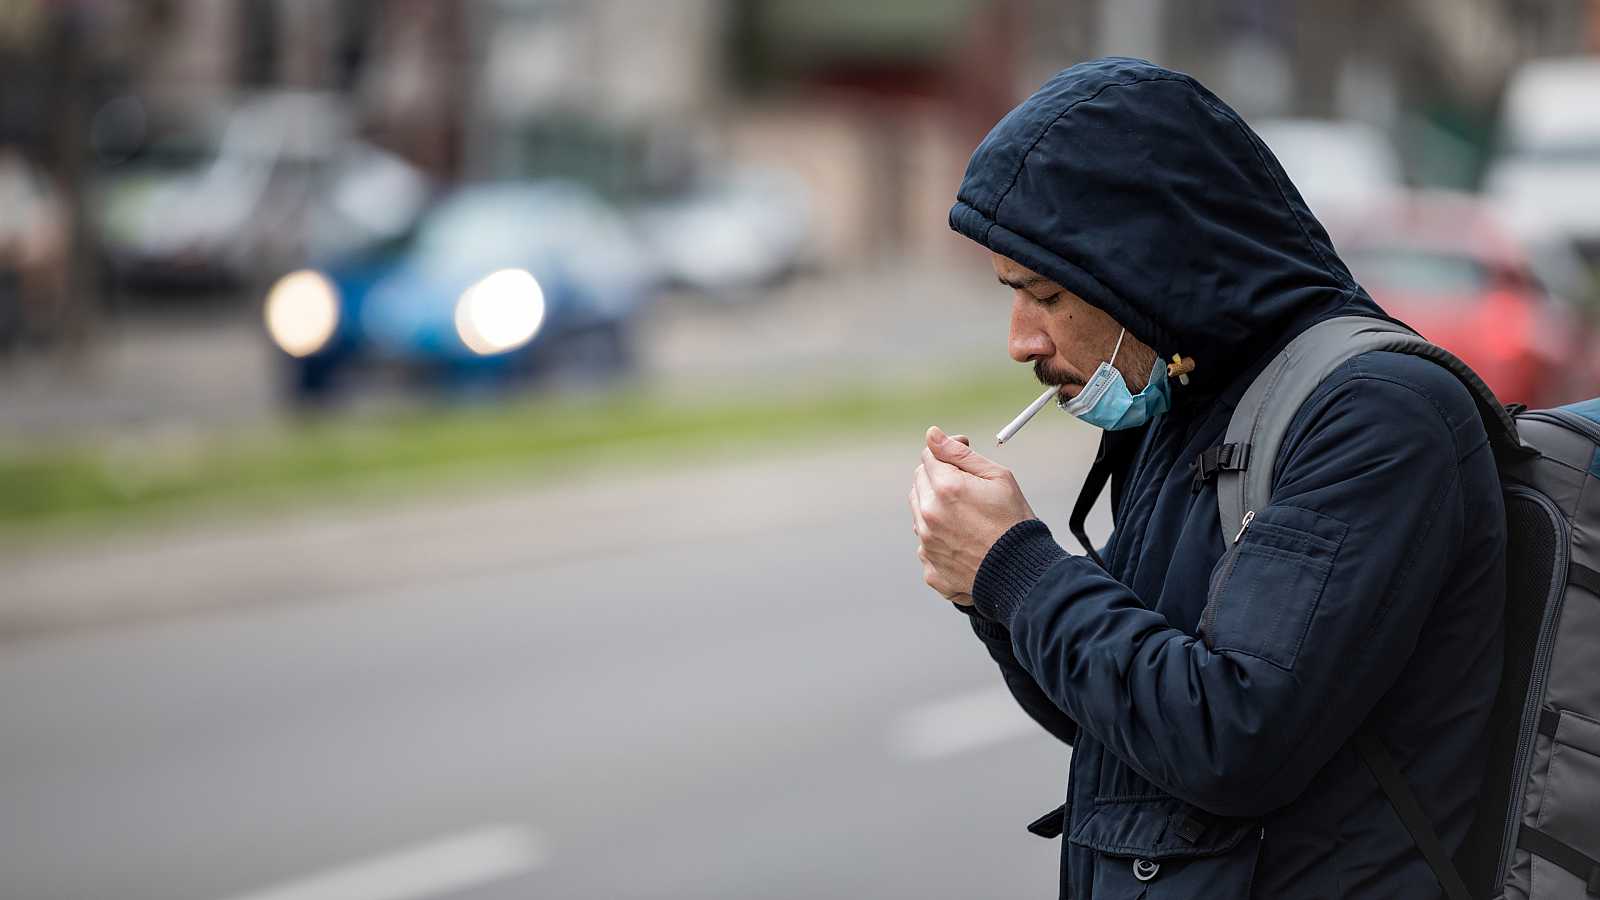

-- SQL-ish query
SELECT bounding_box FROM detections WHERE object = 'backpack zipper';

[1522,409,1600,445]
[1492,485,1571,889]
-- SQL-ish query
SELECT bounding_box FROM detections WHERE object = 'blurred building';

[717,0,1028,263]
[2,0,1599,287]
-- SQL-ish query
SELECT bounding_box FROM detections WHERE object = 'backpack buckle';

[1191,442,1251,492]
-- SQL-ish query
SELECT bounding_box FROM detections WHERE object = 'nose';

[1009,298,1054,364]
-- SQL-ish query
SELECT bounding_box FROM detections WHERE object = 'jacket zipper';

[1106,427,1165,565]
[1200,536,1247,637]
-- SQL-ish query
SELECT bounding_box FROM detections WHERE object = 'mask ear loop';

[1108,327,1127,370]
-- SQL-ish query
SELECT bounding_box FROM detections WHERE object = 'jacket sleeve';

[956,605,1078,745]
[972,372,1474,817]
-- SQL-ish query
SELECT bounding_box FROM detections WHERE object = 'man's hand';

[910,425,1036,606]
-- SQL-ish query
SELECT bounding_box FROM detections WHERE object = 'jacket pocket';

[1198,505,1346,671]
[1068,797,1261,899]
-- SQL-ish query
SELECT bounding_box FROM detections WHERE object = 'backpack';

[1211,315,1600,900]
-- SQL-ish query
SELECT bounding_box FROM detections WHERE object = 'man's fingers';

[908,483,929,536]
[950,434,970,446]
[919,449,962,501]
[929,432,987,470]
[914,461,939,511]
[926,568,966,600]
[927,425,1006,478]
[922,444,981,494]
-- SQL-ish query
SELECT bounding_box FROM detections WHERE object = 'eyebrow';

[998,273,1049,290]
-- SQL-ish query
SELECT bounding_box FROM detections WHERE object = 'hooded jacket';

[950,59,1505,899]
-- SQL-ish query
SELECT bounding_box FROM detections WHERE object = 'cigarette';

[996,385,1059,445]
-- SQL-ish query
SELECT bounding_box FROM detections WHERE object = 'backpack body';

[1480,401,1600,900]
[1213,316,1600,900]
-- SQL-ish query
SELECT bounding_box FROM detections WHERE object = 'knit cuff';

[972,519,1069,628]
[951,600,1011,640]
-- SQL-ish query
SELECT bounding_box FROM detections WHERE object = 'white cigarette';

[996,385,1059,445]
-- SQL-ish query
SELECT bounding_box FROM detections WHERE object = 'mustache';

[1034,360,1084,388]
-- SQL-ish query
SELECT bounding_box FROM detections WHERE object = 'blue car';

[262,181,655,403]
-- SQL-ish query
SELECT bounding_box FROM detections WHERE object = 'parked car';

[264,181,654,403]
[1484,56,1600,271]
[1338,191,1594,408]
[92,92,428,293]
[636,166,817,297]
[1254,118,1404,221]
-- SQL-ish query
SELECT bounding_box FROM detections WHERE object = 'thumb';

[927,426,1006,478]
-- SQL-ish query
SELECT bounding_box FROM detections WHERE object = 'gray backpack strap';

[1216,315,1525,542]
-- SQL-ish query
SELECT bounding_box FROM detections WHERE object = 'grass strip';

[0,363,1035,530]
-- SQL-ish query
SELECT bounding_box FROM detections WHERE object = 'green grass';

[0,364,1034,532]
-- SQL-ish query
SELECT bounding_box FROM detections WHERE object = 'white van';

[1484,56,1600,267]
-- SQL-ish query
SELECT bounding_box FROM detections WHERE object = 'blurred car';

[0,147,70,350]
[264,181,655,403]
[1339,191,1592,408]
[92,92,429,293]
[637,166,817,297]
[1254,118,1404,221]
[1484,56,1600,270]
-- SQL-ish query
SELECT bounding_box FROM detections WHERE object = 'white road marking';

[217,825,548,900]
[889,686,1043,760]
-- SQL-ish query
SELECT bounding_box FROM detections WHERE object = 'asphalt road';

[0,419,1110,899]
[0,261,1004,441]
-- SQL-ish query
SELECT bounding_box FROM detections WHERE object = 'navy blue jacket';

[950,59,1505,899]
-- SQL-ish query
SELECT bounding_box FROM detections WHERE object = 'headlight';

[455,268,545,356]
[264,270,339,357]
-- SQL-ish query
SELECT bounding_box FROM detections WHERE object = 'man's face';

[991,251,1156,399]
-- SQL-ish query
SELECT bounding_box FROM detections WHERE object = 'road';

[0,419,1110,899]
[0,261,1004,441]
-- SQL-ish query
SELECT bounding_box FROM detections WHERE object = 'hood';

[949,58,1385,388]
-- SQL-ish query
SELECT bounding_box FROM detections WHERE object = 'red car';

[1335,192,1592,409]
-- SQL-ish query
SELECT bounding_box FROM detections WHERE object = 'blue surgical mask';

[1058,328,1171,430]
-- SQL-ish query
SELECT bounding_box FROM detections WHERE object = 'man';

[909,58,1505,898]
